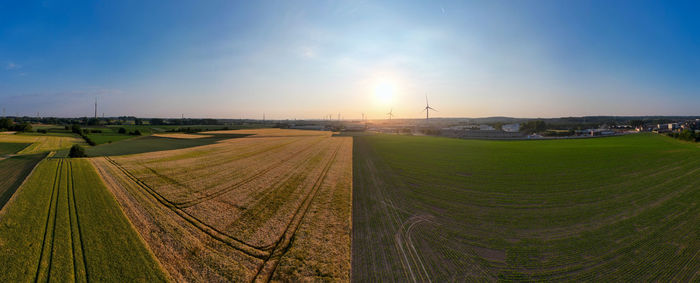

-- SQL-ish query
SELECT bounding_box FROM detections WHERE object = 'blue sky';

[1,0,698,119]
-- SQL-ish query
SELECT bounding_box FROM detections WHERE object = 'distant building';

[502,123,520,132]
[479,124,495,131]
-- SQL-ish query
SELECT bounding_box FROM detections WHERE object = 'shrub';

[37,129,48,134]
[68,144,87,158]
[71,124,82,134]
[118,127,127,134]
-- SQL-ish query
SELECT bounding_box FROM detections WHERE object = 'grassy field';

[91,129,352,281]
[0,142,31,155]
[352,133,700,281]
[0,158,168,282]
[0,133,84,154]
[0,154,45,209]
[82,127,136,145]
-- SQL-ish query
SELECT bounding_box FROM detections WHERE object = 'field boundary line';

[69,160,89,282]
[67,161,78,282]
[34,158,61,283]
[251,141,342,282]
[103,156,270,259]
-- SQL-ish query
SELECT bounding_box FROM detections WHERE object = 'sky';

[1,0,699,119]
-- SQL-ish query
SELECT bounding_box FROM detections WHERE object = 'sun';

[373,81,396,105]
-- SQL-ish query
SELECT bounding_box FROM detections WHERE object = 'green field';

[0,142,31,155]
[0,154,45,209]
[105,124,233,134]
[0,158,168,282]
[86,133,250,156]
[352,133,700,281]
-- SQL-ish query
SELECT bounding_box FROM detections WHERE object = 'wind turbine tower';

[423,94,437,121]
[387,108,394,120]
[94,97,98,119]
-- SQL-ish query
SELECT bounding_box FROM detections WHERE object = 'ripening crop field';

[0,134,84,154]
[0,158,168,282]
[352,133,700,281]
[91,129,352,281]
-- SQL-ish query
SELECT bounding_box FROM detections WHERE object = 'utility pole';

[94,97,97,119]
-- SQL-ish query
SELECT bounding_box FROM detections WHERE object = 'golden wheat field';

[91,129,352,281]
[0,134,84,154]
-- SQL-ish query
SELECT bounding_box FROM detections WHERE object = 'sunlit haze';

[1,1,699,119]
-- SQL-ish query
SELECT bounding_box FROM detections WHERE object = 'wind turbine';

[423,94,437,121]
[387,108,395,120]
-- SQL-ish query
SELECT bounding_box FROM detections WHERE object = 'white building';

[502,123,520,132]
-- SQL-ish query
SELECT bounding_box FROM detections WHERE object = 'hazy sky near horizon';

[1,0,699,119]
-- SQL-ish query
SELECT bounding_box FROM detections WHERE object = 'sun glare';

[373,81,395,105]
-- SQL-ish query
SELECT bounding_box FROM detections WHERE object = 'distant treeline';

[4,116,221,126]
[0,118,32,132]
[667,129,700,142]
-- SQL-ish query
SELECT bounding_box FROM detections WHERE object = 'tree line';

[0,118,32,132]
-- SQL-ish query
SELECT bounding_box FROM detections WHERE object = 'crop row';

[94,130,352,281]
[0,158,166,281]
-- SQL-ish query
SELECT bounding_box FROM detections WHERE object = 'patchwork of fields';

[91,129,352,281]
[1,126,697,282]
[0,134,84,154]
[352,133,700,281]
[0,158,167,281]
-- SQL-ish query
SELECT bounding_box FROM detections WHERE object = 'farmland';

[91,129,352,281]
[86,133,250,156]
[352,133,700,281]
[0,133,84,154]
[0,158,168,281]
[0,142,30,155]
[0,153,45,209]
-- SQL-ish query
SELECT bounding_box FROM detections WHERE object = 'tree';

[493,122,504,131]
[87,118,100,126]
[15,122,32,132]
[68,144,87,158]
[678,129,696,141]
[630,120,645,128]
[0,118,12,130]
[150,118,165,125]
[521,120,547,134]
[118,127,127,134]
[71,124,82,134]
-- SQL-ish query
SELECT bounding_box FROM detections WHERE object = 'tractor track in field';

[174,137,324,208]
[104,140,339,261]
[33,158,62,283]
[104,156,270,259]
[68,161,89,282]
[251,142,342,282]
[101,137,327,256]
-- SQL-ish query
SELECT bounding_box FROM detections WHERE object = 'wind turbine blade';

[429,107,438,111]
